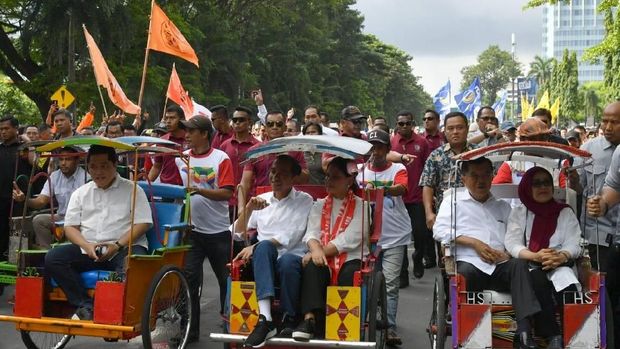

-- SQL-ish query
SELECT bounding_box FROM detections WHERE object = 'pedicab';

[209,135,389,348]
[427,141,612,349]
[0,136,195,349]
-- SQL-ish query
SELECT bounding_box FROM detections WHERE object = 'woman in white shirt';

[292,157,369,341]
[505,166,581,349]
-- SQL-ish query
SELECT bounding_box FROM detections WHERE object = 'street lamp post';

[511,33,516,121]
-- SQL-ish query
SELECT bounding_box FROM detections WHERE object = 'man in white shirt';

[303,106,339,136]
[434,157,542,349]
[12,147,87,248]
[45,145,152,321]
[233,155,314,348]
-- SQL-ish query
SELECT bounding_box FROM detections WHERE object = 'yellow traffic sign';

[50,86,75,108]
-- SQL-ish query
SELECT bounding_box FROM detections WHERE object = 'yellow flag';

[550,98,560,124]
[536,90,550,110]
[521,95,530,121]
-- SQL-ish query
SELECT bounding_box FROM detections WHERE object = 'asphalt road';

[0,245,439,349]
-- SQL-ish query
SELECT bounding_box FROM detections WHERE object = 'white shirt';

[40,167,88,217]
[434,190,512,275]
[303,196,370,263]
[236,188,313,257]
[64,174,152,248]
[320,125,339,136]
[505,205,581,291]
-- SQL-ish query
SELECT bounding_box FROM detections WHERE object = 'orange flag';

[83,26,141,115]
[166,63,194,118]
[148,2,199,67]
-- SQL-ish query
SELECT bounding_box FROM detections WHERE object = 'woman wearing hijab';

[292,157,370,341]
[505,166,581,349]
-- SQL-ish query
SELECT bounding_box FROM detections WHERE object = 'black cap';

[341,105,367,121]
[367,129,390,145]
[566,130,580,140]
[181,115,213,131]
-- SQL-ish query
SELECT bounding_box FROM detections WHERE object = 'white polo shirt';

[64,174,152,248]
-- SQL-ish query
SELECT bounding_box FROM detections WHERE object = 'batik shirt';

[419,142,477,211]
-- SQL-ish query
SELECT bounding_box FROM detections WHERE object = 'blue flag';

[433,80,452,117]
[454,77,481,120]
[492,90,508,123]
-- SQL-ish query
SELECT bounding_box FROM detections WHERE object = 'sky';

[352,0,543,97]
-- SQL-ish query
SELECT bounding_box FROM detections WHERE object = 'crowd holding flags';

[166,63,194,118]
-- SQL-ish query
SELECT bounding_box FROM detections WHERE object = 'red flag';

[167,63,194,118]
[83,25,141,115]
[148,2,199,67]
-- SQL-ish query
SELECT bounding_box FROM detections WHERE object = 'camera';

[95,245,108,257]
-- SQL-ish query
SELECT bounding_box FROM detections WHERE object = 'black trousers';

[457,260,541,323]
[401,203,435,276]
[0,199,9,261]
[528,268,572,338]
[300,259,361,315]
[589,244,620,349]
[185,230,231,336]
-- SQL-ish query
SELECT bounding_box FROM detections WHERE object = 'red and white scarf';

[320,190,356,285]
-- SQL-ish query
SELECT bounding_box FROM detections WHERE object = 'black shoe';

[74,306,93,321]
[292,318,316,342]
[547,335,562,349]
[386,329,402,346]
[413,252,424,279]
[278,314,298,337]
[513,331,537,349]
[243,315,276,348]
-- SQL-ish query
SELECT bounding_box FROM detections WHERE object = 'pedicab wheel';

[142,265,192,349]
[367,270,387,349]
[20,331,71,349]
[428,275,446,349]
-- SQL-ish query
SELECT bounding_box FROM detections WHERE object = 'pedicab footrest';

[50,270,113,289]
[209,333,377,348]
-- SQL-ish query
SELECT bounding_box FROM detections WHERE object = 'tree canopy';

[460,45,522,106]
[0,0,430,126]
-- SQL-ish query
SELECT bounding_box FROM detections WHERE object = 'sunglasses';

[232,117,248,124]
[532,179,553,188]
[349,119,364,125]
[266,121,284,128]
[480,117,496,121]
[423,117,435,121]
[397,121,412,127]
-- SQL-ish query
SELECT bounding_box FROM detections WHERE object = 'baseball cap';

[566,130,580,140]
[517,118,551,138]
[181,115,213,131]
[500,121,516,132]
[367,129,390,145]
[341,106,367,121]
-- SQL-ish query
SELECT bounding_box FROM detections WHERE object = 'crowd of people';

[0,92,619,349]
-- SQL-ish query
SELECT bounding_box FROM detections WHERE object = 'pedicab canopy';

[244,135,372,161]
[35,136,179,155]
[455,141,592,169]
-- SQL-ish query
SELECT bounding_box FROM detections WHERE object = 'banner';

[492,90,508,123]
[83,25,141,115]
[433,80,451,117]
[148,2,199,67]
[454,77,481,120]
[192,99,211,118]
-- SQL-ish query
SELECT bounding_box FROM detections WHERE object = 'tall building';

[542,0,605,84]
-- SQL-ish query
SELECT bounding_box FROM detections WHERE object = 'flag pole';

[137,0,154,116]
[96,84,109,119]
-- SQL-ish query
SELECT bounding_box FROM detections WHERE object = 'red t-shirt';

[211,131,233,150]
[154,132,186,185]
[493,162,567,188]
[243,141,307,187]
[391,133,430,203]
[422,131,444,151]
[220,135,260,205]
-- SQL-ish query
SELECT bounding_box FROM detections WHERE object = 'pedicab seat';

[50,270,113,289]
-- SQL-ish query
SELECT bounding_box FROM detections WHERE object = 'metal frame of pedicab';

[427,141,612,349]
[210,135,389,348]
[0,136,197,349]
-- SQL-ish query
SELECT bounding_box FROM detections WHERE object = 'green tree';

[0,0,430,125]
[548,50,580,122]
[0,75,40,125]
[460,45,522,105]
[528,55,554,87]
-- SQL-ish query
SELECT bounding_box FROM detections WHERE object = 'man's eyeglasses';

[349,119,364,125]
[480,117,495,121]
[423,117,435,121]
[232,117,248,124]
[266,121,284,128]
[397,121,412,127]
[532,179,553,188]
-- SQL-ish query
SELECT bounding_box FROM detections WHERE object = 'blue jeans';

[45,243,147,309]
[377,245,406,330]
[252,240,302,317]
